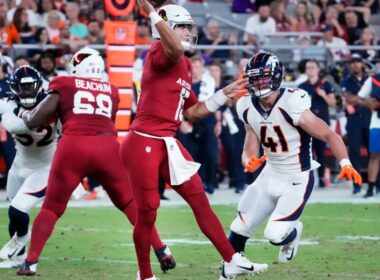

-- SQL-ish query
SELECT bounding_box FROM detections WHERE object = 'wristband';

[205,90,228,113]
[339,158,352,168]
[149,11,163,26]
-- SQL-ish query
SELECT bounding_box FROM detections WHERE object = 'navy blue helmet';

[9,65,44,108]
[245,52,284,98]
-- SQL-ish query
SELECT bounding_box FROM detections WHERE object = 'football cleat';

[154,244,176,272]
[0,252,26,268]
[136,271,159,280]
[0,232,30,260]
[279,221,303,264]
[16,260,38,276]
[219,252,268,280]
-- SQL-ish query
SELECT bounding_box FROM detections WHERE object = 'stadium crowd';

[0,0,380,198]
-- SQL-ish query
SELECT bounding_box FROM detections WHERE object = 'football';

[149,0,167,8]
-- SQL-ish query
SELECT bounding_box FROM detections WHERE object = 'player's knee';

[264,224,289,244]
[42,200,67,218]
[230,216,252,237]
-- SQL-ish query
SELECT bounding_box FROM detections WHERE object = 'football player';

[0,66,58,268]
[226,52,362,267]
[16,47,175,276]
[121,1,268,280]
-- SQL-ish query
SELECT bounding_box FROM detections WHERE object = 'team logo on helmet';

[158,9,168,21]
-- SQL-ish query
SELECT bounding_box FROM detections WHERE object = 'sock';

[270,228,297,246]
[367,182,375,194]
[229,231,249,253]
[122,200,164,251]
[185,192,235,262]
[133,208,156,280]
[8,206,30,237]
[26,209,59,263]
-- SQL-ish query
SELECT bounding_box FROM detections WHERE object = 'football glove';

[244,154,267,173]
[338,165,362,185]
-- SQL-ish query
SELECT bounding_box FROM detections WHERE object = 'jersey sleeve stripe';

[272,172,314,221]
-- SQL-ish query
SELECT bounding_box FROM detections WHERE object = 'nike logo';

[7,249,18,259]
[292,182,302,186]
[286,248,295,260]
[236,265,254,272]
[301,94,306,98]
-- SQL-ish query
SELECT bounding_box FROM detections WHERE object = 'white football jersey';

[237,88,320,173]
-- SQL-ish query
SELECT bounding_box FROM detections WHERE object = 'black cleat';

[17,260,37,276]
[154,245,176,272]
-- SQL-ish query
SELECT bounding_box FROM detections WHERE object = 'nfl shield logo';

[116,28,126,41]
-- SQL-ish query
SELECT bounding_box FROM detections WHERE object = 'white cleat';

[279,221,303,264]
[0,232,30,260]
[219,252,268,280]
[136,271,159,280]
[0,252,26,268]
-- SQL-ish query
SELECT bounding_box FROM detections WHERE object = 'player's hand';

[338,165,362,185]
[137,0,155,15]
[0,99,15,115]
[244,154,267,173]
[222,78,249,99]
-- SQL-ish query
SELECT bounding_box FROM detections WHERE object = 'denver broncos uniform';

[232,87,319,242]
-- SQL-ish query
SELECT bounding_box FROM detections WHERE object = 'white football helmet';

[69,47,104,80]
[152,5,197,50]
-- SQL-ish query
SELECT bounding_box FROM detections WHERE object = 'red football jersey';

[49,76,119,135]
[130,41,197,137]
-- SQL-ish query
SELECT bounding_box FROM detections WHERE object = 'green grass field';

[0,204,379,280]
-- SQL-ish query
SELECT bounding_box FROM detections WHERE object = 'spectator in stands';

[342,10,367,44]
[13,55,30,68]
[210,61,246,193]
[36,0,65,27]
[12,8,36,44]
[0,0,21,46]
[244,4,276,46]
[318,5,347,40]
[135,18,152,45]
[198,19,236,61]
[357,72,380,197]
[232,0,256,13]
[35,27,50,46]
[87,19,104,44]
[7,0,39,29]
[93,8,105,30]
[46,10,61,44]
[65,2,88,39]
[340,53,371,194]
[290,1,316,31]
[35,51,63,89]
[299,59,337,188]
[270,0,292,31]
[352,27,378,61]
[317,23,350,61]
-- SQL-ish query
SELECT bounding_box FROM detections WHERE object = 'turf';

[0,203,379,280]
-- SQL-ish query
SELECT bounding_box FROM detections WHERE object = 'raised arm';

[22,94,60,129]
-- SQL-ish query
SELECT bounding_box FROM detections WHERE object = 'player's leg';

[264,171,314,263]
[229,171,276,254]
[121,133,162,280]
[364,128,380,197]
[0,169,49,268]
[95,137,175,271]
[17,136,86,276]
[165,141,267,278]
[346,119,363,194]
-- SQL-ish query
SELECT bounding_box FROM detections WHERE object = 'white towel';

[162,137,201,186]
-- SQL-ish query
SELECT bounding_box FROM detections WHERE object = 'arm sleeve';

[1,111,30,134]
[358,77,372,99]
[287,89,311,126]
[149,42,176,70]
[184,89,198,110]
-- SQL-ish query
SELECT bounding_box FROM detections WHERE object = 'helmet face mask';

[245,52,284,98]
[9,66,43,108]
[152,5,197,50]
[69,47,104,80]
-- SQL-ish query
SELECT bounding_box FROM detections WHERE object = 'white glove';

[0,99,16,115]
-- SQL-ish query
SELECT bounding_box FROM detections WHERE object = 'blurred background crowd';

[0,0,379,198]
